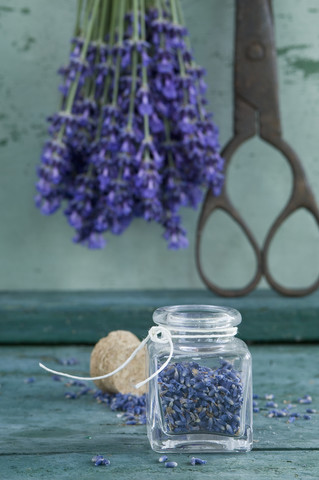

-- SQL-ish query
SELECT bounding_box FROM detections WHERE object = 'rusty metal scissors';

[196,0,319,297]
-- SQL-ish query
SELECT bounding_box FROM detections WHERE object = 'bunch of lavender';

[35,0,224,249]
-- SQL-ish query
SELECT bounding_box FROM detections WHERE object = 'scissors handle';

[262,136,319,296]
[195,137,263,297]
[196,0,319,297]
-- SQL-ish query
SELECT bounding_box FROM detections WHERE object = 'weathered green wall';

[0,0,318,290]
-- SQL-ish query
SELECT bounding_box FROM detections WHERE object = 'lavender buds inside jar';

[146,305,253,453]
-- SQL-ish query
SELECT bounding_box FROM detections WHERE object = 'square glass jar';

[146,305,252,453]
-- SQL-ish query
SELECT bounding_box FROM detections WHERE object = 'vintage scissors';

[196,0,319,297]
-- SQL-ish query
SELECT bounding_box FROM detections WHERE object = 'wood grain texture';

[0,346,318,460]
[0,344,318,478]
[1,451,318,480]
[0,290,318,344]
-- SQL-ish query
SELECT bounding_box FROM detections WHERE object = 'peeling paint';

[9,127,24,142]
[14,36,36,52]
[0,6,14,13]
[277,13,293,21]
[277,44,309,57]
[21,36,36,51]
[288,58,319,78]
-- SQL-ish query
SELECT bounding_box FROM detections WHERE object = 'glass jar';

[146,305,252,453]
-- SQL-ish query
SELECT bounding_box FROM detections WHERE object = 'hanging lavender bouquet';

[35,0,224,249]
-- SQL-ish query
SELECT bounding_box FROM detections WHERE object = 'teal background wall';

[0,0,318,291]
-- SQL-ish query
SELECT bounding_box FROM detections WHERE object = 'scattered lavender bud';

[267,409,287,418]
[93,391,147,425]
[264,394,275,400]
[253,394,259,399]
[52,375,62,382]
[64,392,77,399]
[125,419,137,425]
[253,400,258,407]
[253,407,260,413]
[158,456,168,463]
[91,455,110,466]
[298,395,312,405]
[65,379,87,387]
[303,414,311,420]
[306,409,316,414]
[165,462,178,468]
[287,417,295,423]
[24,377,36,384]
[59,357,78,366]
[78,387,91,396]
[289,412,300,418]
[265,401,278,408]
[190,457,207,465]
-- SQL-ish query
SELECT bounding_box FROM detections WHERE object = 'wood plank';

[0,290,319,344]
[0,451,318,480]
[0,345,318,455]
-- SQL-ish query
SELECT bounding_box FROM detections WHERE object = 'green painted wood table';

[0,291,318,479]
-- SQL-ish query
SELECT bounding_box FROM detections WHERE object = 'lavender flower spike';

[35,0,224,249]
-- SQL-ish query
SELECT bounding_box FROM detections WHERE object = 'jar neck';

[153,305,241,340]
[165,325,238,340]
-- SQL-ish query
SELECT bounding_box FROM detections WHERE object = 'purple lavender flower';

[24,377,36,384]
[190,457,207,466]
[36,0,224,249]
[92,455,110,466]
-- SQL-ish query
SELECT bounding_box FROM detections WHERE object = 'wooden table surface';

[0,291,318,479]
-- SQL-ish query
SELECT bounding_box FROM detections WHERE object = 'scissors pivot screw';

[246,42,265,60]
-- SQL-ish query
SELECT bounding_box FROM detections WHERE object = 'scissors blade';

[235,0,281,139]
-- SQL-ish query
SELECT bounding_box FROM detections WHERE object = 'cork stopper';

[90,330,147,395]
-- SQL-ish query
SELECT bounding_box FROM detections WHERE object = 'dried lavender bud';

[298,395,312,404]
[125,419,137,425]
[289,412,300,418]
[65,379,87,387]
[94,390,147,425]
[91,455,110,466]
[165,461,178,468]
[158,455,168,463]
[58,357,78,366]
[264,394,275,400]
[190,457,207,465]
[253,394,316,425]
[24,377,36,384]
[267,409,288,418]
[158,361,244,435]
[64,391,77,399]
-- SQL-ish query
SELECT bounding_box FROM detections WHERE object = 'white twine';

[39,326,174,390]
